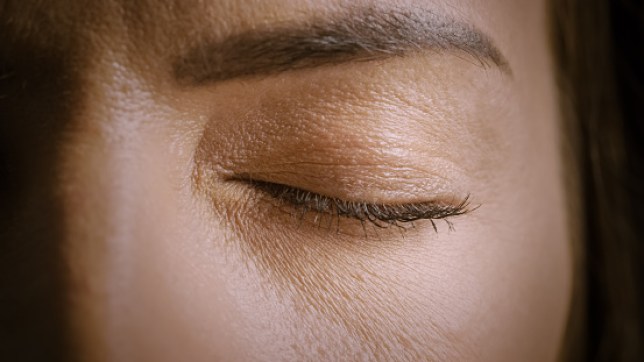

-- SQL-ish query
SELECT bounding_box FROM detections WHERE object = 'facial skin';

[0,0,572,361]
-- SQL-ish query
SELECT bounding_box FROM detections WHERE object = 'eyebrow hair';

[173,6,511,85]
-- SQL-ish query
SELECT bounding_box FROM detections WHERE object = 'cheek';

[441,177,571,361]
[163,183,570,362]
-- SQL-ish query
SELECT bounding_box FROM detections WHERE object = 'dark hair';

[552,0,644,360]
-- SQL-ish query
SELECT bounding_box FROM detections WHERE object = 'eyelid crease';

[233,177,475,232]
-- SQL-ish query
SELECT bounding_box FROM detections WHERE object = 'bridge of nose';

[59,63,246,361]
[0,37,187,360]
[2,5,248,358]
[52,43,209,359]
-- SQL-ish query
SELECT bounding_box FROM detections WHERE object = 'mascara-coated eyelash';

[240,179,474,232]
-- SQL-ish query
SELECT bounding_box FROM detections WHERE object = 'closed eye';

[236,178,475,233]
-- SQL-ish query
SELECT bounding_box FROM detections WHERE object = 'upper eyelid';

[235,177,474,231]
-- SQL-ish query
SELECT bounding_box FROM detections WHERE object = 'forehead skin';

[0,1,572,361]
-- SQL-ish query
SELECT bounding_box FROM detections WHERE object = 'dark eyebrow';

[173,7,511,85]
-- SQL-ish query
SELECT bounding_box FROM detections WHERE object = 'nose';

[51,61,172,361]
[1,49,165,359]
[1,47,239,360]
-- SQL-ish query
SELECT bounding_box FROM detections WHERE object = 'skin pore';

[0,0,573,361]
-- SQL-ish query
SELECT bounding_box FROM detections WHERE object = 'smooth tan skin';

[0,0,572,361]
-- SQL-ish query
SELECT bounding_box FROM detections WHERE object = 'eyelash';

[241,179,474,232]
